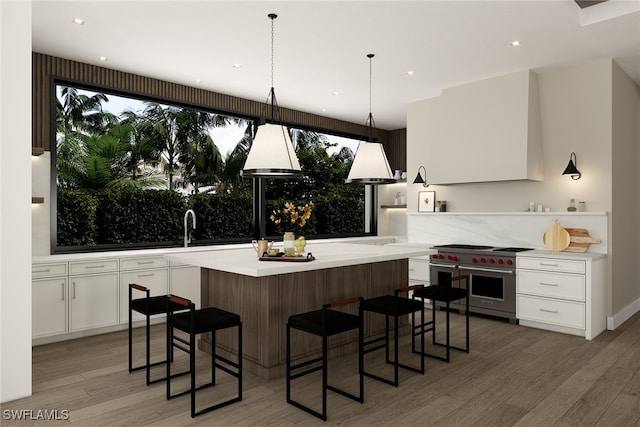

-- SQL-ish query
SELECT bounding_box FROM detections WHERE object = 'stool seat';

[413,285,467,303]
[131,295,186,316]
[171,307,241,335]
[361,295,423,317]
[288,309,360,336]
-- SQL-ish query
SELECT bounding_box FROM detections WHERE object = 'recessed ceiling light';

[72,18,85,25]
[510,40,521,47]
[194,79,202,83]
[98,56,108,62]
[232,64,242,68]
[332,91,339,96]
[406,70,414,76]
[321,108,327,113]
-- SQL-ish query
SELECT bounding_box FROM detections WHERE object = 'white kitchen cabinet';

[170,265,201,308]
[409,257,430,287]
[32,262,68,339]
[516,253,606,340]
[120,267,169,322]
[69,272,119,332]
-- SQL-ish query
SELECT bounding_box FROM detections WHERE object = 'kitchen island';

[165,242,429,379]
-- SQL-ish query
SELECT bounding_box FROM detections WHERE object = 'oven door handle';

[462,266,514,275]
[428,263,459,269]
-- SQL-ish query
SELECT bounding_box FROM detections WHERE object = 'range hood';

[408,70,544,185]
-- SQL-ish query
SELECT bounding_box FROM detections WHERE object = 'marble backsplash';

[407,212,608,253]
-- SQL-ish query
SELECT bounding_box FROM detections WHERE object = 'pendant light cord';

[367,53,376,141]
[270,14,275,90]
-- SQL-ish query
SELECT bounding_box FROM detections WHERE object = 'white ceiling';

[32,0,640,130]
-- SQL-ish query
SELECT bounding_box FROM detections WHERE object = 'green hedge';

[56,188,365,248]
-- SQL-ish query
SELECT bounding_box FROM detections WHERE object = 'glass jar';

[283,231,295,256]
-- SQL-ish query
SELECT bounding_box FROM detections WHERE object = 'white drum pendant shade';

[241,123,302,178]
[345,141,395,184]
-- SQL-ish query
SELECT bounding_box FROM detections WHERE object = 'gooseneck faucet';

[184,209,196,247]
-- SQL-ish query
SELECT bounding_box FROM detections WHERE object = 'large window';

[52,82,372,253]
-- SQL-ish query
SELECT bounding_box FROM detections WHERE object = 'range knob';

[447,255,453,260]
[438,254,444,259]
[431,254,438,259]
[498,259,504,265]
[489,258,495,264]
[452,256,459,262]
[480,257,486,263]
[472,257,478,263]
[507,259,513,265]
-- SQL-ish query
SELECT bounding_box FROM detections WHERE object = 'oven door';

[429,262,459,286]
[459,266,516,315]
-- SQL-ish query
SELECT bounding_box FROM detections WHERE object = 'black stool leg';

[128,288,133,373]
[322,334,328,421]
[145,302,151,385]
[286,324,292,404]
[190,329,196,418]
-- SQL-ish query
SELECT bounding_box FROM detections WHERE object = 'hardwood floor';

[3,311,640,426]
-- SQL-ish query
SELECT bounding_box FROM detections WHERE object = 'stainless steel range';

[429,244,533,322]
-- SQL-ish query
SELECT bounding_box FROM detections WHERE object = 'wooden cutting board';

[543,220,570,252]
[564,228,601,252]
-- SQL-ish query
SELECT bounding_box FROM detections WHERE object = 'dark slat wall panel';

[33,53,402,152]
[385,128,407,172]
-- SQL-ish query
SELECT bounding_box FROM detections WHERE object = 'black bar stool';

[166,295,242,418]
[128,283,189,385]
[360,285,425,387]
[411,275,470,362]
[286,296,364,421]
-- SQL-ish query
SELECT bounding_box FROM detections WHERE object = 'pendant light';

[241,13,302,179]
[346,54,396,184]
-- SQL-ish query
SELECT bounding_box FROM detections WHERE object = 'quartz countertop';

[164,242,429,277]
[516,250,607,261]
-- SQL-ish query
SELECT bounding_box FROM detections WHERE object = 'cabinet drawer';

[518,270,585,301]
[120,256,167,270]
[409,258,429,281]
[69,259,119,275]
[517,257,585,274]
[32,262,67,278]
[517,295,585,329]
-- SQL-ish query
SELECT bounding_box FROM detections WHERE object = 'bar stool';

[411,275,470,362]
[360,285,425,387]
[128,283,189,385]
[286,296,364,421]
[166,295,242,418]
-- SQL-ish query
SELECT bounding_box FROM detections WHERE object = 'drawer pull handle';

[539,308,558,314]
[480,300,494,305]
[539,263,559,267]
[61,283,65,300]
[85,265,105,269]
[33,269,51,273]
[539,282,559,287]
[72,282,76,299]
[137,273,155,277]
[137,261,155,265]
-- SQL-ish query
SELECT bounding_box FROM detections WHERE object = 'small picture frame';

[418,191,436,212]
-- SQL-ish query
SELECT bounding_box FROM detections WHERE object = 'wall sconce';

[413,165,429,187]
[562,152,581,180]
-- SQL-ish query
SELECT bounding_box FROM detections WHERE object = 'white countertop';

[164,242,430,277]
[516,250,607,261]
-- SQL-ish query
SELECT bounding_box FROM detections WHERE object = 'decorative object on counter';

[345,54,395,184]
[537,204,543,212]
[240,13,302,179]
[252,238,274,257]
[401,171,407,180]
[578,201,586,212]
[542,219,570,251]
[418,190,435,212]
[268,248,280,256]
[413,165,429,187]
[294,236,307,254]
[562,151,581,180]
[563,227,601,252]
[394,170,402,180]
[270,201,314,256]
[529,201,535,212]
[567,198,577,212]
[395,192,403,205]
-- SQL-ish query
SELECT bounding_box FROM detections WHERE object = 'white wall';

[1,0,33,403]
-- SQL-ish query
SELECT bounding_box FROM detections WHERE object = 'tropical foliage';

[54,85,366,249]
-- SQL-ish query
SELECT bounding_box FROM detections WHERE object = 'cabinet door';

[170,266,201,309]
[32,278,68,338]
[120,268,169,323]
[69,273,119,332]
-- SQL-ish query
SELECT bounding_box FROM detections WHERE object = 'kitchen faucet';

[184,209,196,247]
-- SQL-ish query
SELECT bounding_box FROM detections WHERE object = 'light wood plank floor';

[3,311,640,426]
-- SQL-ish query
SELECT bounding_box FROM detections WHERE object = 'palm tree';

[56,86,117,134]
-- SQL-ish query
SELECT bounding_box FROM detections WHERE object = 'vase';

[294,236,306,254]
[283,231,295,256]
